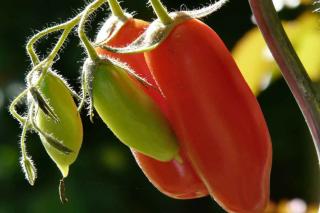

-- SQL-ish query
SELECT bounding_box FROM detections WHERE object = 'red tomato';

[144,18,272,212]
[96,18,208,199]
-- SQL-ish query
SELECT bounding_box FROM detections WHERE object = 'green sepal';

[95,0,228,54]
[20,155,37,186]
[29,87,59,123]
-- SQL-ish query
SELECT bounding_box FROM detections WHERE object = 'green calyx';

[96,0,229,54]
[95,13,132,46]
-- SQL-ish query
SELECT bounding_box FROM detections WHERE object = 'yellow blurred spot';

[300,0,312,5]
[265,199,318,213]
[232,26,279,95]
[306,204,319,213]
[233,12,320,95]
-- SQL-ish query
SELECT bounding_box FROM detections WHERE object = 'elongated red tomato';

[144,19,272,212]
[96,18,208,199]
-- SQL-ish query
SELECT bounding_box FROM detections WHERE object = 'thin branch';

[248,0,320,162]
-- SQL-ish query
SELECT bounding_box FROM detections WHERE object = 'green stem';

[10,59,51,125]
[107,0,127,20]
[45,17,80,67]
[20,115,30,160]
[25,14,82,91]
[38,29,73,80]
[35,16,81,87]
[248,0,320,162]
[27,13,82,67]
[9,89,29,124]
[78,0,106,62]
[149,0,173,25]
[77,63,89,112]
[14,13,83,127]
[26,24,66,66]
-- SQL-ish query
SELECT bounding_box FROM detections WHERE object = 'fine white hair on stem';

[180,0,229,19]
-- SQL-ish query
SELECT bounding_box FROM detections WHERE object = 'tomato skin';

[35,71,83,178]
[132,150,207,199]
[96,18,208,199]
[144,19,272,212]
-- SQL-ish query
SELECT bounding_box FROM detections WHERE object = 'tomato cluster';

[10,0,272,212]
[93,1,272,212]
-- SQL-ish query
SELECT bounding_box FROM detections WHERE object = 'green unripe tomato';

[83,58,179,162]
[34,71,83,177]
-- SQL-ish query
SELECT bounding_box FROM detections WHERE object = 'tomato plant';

[8,0,320,211]
[95,1,273,212]
[100,1,272,211]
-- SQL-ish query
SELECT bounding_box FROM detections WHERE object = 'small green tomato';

[83,58,179,162]
[33,71,83,178]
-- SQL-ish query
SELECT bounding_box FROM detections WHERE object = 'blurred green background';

[0,0,319,212]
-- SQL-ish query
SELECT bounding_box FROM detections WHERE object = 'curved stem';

[25,14,83,92]
[35,17,81,87]
[13,12,83,129]
[36,28,73,82]
[78,0,105,62]
[248,0,320,162]
[19,113,38,187]
[107,0,127,20]
[9,89,29,124]
[27,24,66,66]
[27,13,82,67]
[45,17,80,67]
[149,0,173,25]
